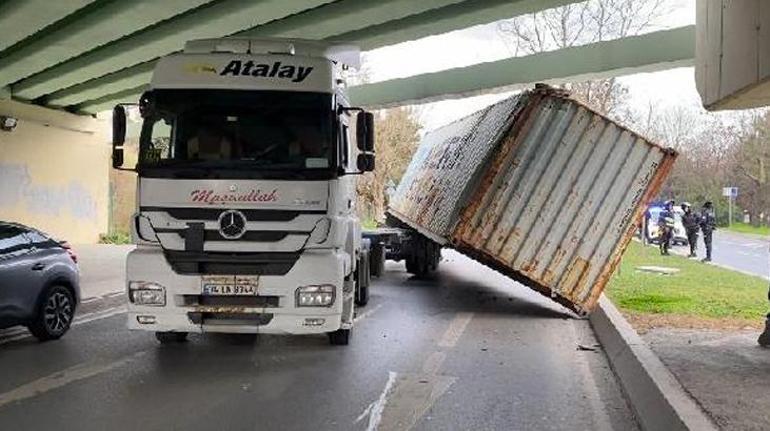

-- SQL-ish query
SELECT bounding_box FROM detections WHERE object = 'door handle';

[31,263,46,271]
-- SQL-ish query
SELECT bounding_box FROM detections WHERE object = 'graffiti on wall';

[0,162,98,221]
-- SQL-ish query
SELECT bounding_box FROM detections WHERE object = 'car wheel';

[328,328,350,346]
[28,285,75,341]
[155,332,188,343]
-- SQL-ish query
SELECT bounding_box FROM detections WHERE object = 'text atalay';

[219,60,314,83]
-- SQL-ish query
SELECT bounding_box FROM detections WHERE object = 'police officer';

[658,200,676,255]
[760,275,770,347]
[700,201,716,262]
[681,202,699,258]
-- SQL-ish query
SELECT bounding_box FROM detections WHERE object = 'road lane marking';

[360,371,398,431]
[421,351,446,375]
[0,350,146,408]
[354,304,383,324]
[357,313,469,430]
[0,306,126,346]
[376,373,456,431]
[438,312,473,348]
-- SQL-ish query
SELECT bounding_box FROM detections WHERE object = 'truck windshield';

[138,90,336,179]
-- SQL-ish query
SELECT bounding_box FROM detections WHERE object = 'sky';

[361,0,699,132]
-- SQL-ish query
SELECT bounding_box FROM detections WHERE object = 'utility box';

[696,0,770,110]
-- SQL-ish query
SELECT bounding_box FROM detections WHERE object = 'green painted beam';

[46,62,155,108]
[76,84,148,114]
[0,0,213,88]
[348,26,696,108]
[11,0,336,101]
[0,0,95,53]
[334,0,582,50]
[75,27,696,115]
[47,0,571,108]
[45,0,471,107]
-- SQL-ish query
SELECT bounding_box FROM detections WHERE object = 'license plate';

[201,275,259,296]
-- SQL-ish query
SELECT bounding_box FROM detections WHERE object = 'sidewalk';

[627,239,770,430]
[643,328,770,430]
[71,244,134,299]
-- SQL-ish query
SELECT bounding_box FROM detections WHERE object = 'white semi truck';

[110,37,673,345]
[111,39,378,345]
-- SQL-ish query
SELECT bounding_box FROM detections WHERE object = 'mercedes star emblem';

[217,209,247,240]
[228,184,238,192]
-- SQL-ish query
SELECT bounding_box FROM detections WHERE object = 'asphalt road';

[707,231,769,279]
[0,250,637,431]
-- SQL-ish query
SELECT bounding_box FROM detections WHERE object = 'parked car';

[644,205,688,246]
[0,222,80,341]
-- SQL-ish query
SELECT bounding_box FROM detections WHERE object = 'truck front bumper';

[126,247,349,335]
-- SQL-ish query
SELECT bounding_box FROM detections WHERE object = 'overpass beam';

[349,26,696,108]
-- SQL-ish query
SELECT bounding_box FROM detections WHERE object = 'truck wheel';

[28,285,76,341]
[370,243,385,277]
[155,332,188,343]
[405,254,428,277]
[328,328,351,345]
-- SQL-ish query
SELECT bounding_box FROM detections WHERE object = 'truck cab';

[111,38,375,345]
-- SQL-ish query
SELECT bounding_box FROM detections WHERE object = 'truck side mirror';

[112,105,126,169]
[357,153,375,172]
[356,111,375,153]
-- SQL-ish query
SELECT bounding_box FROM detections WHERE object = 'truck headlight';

[308,218,331,244]
[296,284,335,307]
[129,281,166,306]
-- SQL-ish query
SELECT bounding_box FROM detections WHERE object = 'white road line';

[366,371,398,431]
[73,306,127,325]
[354,304,383,324]
[0,306,126,346]
[421,351,447,375]
[0,351,146,408]
[438,312,473,348]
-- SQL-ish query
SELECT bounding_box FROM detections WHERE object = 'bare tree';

[497,0,668,115]
[357,107,422,222]
[733,112,770,225]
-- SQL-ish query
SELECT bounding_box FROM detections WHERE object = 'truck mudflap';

[388,86,677,314]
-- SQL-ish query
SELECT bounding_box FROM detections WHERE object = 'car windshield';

[138,90,336,179]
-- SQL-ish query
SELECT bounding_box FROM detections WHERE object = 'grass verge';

[99,231,131,245]
[726,222,770,237]
[361,218,379,230]
[606,241,768,331]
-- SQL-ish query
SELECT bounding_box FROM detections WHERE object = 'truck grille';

[187,312,274,326]
[181,295,280,308]
[165,251,300,275]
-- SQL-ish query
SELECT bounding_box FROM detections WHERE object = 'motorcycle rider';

[681,202,700,258]
[700,201,716,262]
[658,200,676,256]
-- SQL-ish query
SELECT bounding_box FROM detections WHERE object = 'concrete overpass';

[0,0,695,113]
[0,0,697,243]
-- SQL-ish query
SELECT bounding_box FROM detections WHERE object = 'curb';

[589,295,718,431]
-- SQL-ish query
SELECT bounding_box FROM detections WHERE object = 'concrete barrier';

[590,295,717,431]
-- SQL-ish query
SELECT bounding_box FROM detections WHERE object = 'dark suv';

[0,222,80,341]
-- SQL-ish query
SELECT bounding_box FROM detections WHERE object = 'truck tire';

[328,328,351,345]
[370,242,385,278]
[405,236,440,278]
[155,332,188,343]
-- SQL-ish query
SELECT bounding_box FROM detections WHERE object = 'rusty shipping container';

[388,86,677,314]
